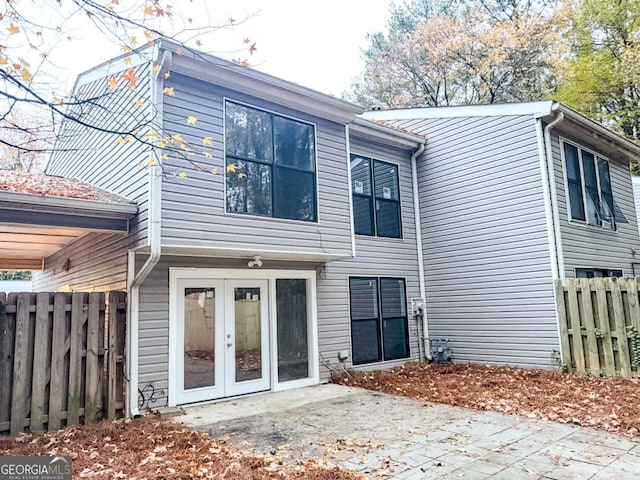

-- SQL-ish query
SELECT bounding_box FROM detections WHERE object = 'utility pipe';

[410,141,430,360]
[544,110,566,280]
[125,47,168,417]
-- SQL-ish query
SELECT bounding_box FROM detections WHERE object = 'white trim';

[345,125,356,258]
[362,101,554,121]
[0,191,137,217]
[535,119,560,280]
[125,251,137,415]
[350,118,424,147]
[222,98,320,225]
[168,268,319,407]
[157,244,350,262]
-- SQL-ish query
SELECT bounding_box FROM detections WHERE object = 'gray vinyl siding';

[32,231,135,292]
[135,255,320,409]
[316,136,421,372]
[45,62,152,247]
[159,73,352,257]
[386,115,559,368]
[634,177,640,249]
[551,131,640,278]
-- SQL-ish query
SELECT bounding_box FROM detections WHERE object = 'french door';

[175,279,270,404]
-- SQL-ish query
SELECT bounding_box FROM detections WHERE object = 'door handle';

[227,342,232,347]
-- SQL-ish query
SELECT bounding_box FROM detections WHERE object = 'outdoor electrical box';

[429,338,452,364]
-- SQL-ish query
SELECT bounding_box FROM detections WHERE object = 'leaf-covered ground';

[0,416,358,480]
[332,362,640,438]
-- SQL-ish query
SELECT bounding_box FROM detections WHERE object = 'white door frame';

[224,279,270,397]
[174,278,225,404]
[168,268,319,406]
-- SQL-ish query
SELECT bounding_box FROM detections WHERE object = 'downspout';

[544,110,566,279]
[535,109,566,366]
[126,47,168,417]
[410,141,430,360]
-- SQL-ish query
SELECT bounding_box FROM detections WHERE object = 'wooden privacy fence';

[555,278,640,378]
[0,291,126,435]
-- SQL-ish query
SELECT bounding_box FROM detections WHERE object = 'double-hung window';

[349,277,409,365]
[350,154,402,238]
[562,140,626,230]
[225,101,317,222]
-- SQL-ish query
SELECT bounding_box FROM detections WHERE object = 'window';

[350,155,401,238]
[576,268,623,278]
[225,101,317,222]
[349,277,409,365]
[562,140,627,230]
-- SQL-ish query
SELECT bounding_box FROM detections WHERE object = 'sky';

[41,0,394,98]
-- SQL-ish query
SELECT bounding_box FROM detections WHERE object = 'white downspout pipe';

[125,48,168,417]
[410,141,430,360]
[535,110,566,366]
[544,111,566,279]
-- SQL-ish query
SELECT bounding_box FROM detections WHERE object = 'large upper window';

[225,101,317,222]
[350,155,402,238]
[349,277,409,365]
[562,140,626,230]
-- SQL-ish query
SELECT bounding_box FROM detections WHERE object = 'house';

[365,103,640,367]
[2,40,638,417]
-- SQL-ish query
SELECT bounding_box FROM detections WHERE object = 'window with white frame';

[562,140,626,230]
[225,101,317,222]
[575,268,623,278]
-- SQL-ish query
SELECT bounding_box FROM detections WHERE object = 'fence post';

[0,293,11,430]
[554,279,572,371]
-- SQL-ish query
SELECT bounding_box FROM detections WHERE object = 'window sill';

[566,218,618,234]
[225,211,320,226]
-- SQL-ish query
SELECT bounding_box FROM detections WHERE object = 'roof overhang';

[159,40,365,124]
[537,104,640,165]
[350,118,425,149]
[0,191,137,270]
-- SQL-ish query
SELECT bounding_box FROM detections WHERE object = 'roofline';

[0,190,138,218]
[350,117,425,149]
[158,40,364,124]
[362,101,554,120]
[547,103,640,159]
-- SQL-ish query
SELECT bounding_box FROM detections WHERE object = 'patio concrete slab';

[172,384,640,479]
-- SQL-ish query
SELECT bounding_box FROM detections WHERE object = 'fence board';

[0,297,11,427]
[10,293,32,435]
[84,293,102,424]
[579,279,600,375]
[566,279,585,373]
[594,280,615,377]
[554,280,572,371]
[107,292,119,419]
[0,291,126,435]
[609,279,632,377]
[30,293,50,432]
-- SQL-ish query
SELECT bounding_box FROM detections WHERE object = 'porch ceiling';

[0,189,137,270]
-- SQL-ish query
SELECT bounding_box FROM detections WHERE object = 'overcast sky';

[57,0,393,98]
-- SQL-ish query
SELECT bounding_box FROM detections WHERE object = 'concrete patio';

[171,384,640,479]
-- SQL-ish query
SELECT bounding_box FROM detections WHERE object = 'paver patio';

[172,384,640,479]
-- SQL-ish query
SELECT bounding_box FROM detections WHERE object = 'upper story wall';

[387,113,558,367]
[550,129,640,278]
[46,59,152,248]
[159,73,353,258]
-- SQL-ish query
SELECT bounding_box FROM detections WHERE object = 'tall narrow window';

[349,277,409,365]
[225,101,317,222]
[351,154,401,238]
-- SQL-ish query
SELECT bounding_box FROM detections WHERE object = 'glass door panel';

[183,288,216,389]
[225,280,270,396]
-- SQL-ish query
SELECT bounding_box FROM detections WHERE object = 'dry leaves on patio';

[332,362,640,438]
[0,416,360,480]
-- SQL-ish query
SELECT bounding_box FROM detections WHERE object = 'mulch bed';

[0,416,359,480]
[332,362,640,438]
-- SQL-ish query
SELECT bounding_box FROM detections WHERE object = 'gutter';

[410,141,430,360]
[126,46,168,417]
[0,191,137,218]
